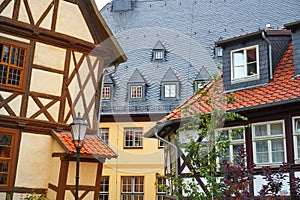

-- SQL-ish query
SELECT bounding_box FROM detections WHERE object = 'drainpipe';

[97,63,118,135]
[261,31,273,80]
[154,126,179,200]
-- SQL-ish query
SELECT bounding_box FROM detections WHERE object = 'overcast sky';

[95,0,111,10]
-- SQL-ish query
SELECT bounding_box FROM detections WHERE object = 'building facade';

[99,0,299,199]
[0,0,125,199]
[146,21,300,198]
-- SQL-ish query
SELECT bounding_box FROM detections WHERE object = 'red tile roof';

[53,131,117,159]
[162,43,300,122]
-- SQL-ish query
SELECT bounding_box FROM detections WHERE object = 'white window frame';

[121,176,144,200]
[154,50,164,60]
[252,120,286,166]
[99,128,109,144]
[130,85,143,99]
[216,127,246,163]
[99,176,109,200]
[156,176,166,200]
[164,84,176,98]
[231,45,259,82]
[158,140,164,148]
[102,86,111,100]
[124,128,143,148]
[293,117,300,163]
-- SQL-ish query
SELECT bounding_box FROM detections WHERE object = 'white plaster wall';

[0,33,30,44]
[0,0,13,18]
[34,43,66,71]
[0,91,22,116]
[253,174,290,196]
[30,69,63,96]
[15,133,53,188]
[0,193,6,199]
[56,0,94,43]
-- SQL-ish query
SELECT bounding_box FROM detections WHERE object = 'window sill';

[123,147,143,149]
[231,75,259,84]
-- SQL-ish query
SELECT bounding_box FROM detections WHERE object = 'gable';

[128,69,145,83]
[162,68,178,82]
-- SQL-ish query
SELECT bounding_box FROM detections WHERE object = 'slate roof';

[161,43,300,122]
[100,0,299,116]
[53,131,117,159]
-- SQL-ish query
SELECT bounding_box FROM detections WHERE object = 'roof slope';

[53,131,117,159]
[162,43,300,122]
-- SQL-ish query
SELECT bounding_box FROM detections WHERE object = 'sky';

[95,0,112,10]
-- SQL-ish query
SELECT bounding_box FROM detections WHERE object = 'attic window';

[152,41,166,61]
[231,45,259,81]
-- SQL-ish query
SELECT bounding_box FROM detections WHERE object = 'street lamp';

[70,112,88,200]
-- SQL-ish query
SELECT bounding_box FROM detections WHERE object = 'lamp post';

[70,112,87,200]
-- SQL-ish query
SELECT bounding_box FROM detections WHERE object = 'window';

[154,51,164,60]
[99,128,109,144]
[252,121,286,165]
[102,86,111,100]
[0,132,14,186]
[293,117,300,162]
[0,43,26,88]
[121,176,144,200]
[124,128,143,148]
[164,84,176,98]
[217,128,245,163]
[231,45,258,81]
[158,140,164,148]
[156,177,166,200]
[99,176,109,200]
[130,85,143,99]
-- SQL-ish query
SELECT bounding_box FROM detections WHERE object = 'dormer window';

[194,66,210,92]
[161,68,179,100]
[231,45,259,81]
[102,86,111,100]
[152,41,166,61]
[101,72,114,101]
[128,69,146,100]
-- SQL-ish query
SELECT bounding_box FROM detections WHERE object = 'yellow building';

[99,121,165,200]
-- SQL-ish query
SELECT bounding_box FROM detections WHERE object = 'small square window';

[131,85,143,99]
[154,51,164,60]
[102,86,111,100]
[158,140,164,148]
[124,128,143,148]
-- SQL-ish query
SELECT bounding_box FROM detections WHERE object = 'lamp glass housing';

[70,112,88,145]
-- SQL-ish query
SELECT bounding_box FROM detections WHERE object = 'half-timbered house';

[0,0,126,199]
[146,21,300,198]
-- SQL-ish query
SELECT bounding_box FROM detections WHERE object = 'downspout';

[97,63,118,135]
[261,31,273,80]
[154,126,179,200]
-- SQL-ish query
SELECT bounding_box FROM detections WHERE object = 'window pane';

[8,68,21,86]
[0,65,8,84]
[131,86,142,98]
[102,86,111,99]
[271,123,283,135]
[255,124,267,137]
[134,177,144,192]
[122,177,132,192]
[2,45,9,63]
[256,141,268,163]
[247,62,257,76]
[133,195,143,200]
[246,48,256,63]
[232,129,244,140]
[99,128,109,144]
[0,162,9,185]
[164,84,176,98]
[296,119,300,132]
[271,139,284,162]
[121,194,132,200]
[233,50,244,66]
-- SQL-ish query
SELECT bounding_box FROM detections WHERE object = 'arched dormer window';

[161,68,179,100]
[128,69,146,100]
[102,71,114,100]
[152,40,166,61]
[194,66,210,92]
